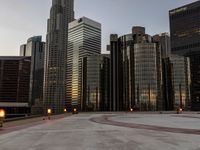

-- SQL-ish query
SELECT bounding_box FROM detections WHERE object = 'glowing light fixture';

[0,109,5,118]
[47,108,52,114]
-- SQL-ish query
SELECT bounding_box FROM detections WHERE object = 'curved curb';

[90,115,200,135]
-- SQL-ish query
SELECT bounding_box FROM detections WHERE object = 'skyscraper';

[162,55,191,111]
[119,34,135,111]
[134,33,162,111]
[43,0,74,114]
[20,44,26,56]
[20,36,45,114]
[109,26,163,111]
[82,54,110,111]
[153,33,171,58]
[109,34,123,111]
[67,17,101,111]
[169,1,200,110]
[0,56,31,116]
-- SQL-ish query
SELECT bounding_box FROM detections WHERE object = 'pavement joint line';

[90,115,200,135]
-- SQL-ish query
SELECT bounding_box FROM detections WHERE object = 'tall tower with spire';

[43,0,74,114]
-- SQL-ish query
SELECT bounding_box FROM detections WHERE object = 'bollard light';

[72,108,78,114]
[0,109,5,118]
[64,108,67,113]
[47,108,52,120]
[47,108,52,115]
[130,108,133,112]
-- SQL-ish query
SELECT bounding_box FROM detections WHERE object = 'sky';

[0,0,197,55]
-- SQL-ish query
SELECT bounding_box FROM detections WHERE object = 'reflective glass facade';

[153,33,171,58]
[67,17,101,111]
[43,0,74,114]
[20,36,45,114]
[119,34,135,110]
[170,55,191,110]
[134,43,161,111]
[82,55,110,111]
[110,26,163,111]
[170,1,200,110]
[110,34,123,111]
[163,55,191,110]
[0,57,31,115]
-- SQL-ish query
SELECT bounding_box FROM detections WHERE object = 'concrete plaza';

[0,112,200,150]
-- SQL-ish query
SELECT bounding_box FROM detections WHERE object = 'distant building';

[163,55,191,110]
[109,26,163,111]
[0,57,31,116]
[169,1,200,110]
[153,33,171,58]
[109,34,123,111]
[134,33,162,111]
[67,17,101,111]
[82,54,110,111]
[20,36,45,114]
[119,34,135,111]
[43,0,74,114]
[20,44,26,56]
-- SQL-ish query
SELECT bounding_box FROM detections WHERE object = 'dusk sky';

[0,0,197,55]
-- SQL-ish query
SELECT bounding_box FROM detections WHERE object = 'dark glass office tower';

[0,57,31,116]
[20,36,45,114]
[43,0,74,114]
[109,34,134,111]
[169,1,200,110]
[110,34,123,111]
[82,54,110,111]
[67,17,101,111]
[153,33,171,58]
[119,34,135,111]
[134,34,163,111]
[109,26,163,111]
[162,55,191,111]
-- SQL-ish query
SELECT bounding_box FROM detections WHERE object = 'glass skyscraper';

[43,0,74,114]
[170,1,200,110]
[82,54,110,111]
[134,42,162,111]
[67,17,101,111]
[109,34,123,111]
[20,36,45,114]
[119,34,135,111]
[163,55,191,110]
[153,33,171,58]
[0,57,31,115]
[170,55,191,110]
[109,26,163,111]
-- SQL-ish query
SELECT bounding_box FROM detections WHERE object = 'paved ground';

[0,113,200,150]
